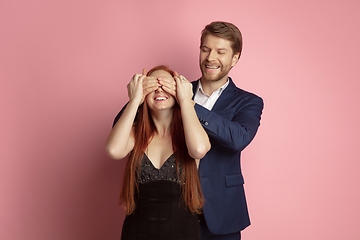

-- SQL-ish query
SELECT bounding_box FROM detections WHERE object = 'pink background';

[1,0,360,239]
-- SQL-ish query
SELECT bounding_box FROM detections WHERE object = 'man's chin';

[202,74,222,82]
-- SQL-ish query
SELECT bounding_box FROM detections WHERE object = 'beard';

[200,61,231,82]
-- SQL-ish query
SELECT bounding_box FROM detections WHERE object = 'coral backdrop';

[1,0,359,239]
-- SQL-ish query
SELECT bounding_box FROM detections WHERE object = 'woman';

[105,65,211,240]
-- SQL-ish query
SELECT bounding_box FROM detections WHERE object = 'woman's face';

[145,70,176,111]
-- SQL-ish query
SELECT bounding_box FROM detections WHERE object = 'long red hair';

[119,65,203,215]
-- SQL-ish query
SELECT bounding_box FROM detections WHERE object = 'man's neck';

[199,76,229,96]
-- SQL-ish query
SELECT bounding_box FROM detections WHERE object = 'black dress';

[120,153,200,240]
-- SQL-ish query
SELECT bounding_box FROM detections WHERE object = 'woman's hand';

[127,69,159,106]
[173,72,194,107]
[127,73,145,106]
[158,71,193,106]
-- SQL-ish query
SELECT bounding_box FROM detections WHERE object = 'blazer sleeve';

[194,94,263,152]
[112,102,128,128]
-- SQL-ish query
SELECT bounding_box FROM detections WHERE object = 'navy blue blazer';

[193,78,263,234]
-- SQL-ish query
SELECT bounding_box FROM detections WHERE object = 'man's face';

[199,34,239,83]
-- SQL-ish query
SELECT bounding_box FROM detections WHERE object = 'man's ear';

[231,52,240,67]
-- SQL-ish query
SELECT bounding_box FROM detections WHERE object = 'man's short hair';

[200,21,243,57]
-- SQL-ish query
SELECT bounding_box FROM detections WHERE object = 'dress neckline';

[144,153,175,170]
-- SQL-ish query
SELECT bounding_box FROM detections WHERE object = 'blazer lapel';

[211,78,237,113]
[191,78,237,113]
[192,80,199,99]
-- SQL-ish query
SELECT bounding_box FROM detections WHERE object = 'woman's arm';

[174,74,211,159]
[105,73,148,159]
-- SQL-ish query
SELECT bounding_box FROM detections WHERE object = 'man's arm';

[195,94,263,152]
[112,103,128,127]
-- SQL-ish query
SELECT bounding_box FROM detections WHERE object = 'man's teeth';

[156,97,167,101]
[206,65,219,69]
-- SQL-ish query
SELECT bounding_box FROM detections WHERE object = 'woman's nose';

[155,86,164,93]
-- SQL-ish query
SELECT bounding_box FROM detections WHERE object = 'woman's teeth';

[156,97,167,101]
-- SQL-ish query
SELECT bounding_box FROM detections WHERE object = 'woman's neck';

[151,109,173,136]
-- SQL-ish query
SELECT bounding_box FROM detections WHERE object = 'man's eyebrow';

[201,45,228,51]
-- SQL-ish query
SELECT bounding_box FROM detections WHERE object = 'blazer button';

[204,122,208,126]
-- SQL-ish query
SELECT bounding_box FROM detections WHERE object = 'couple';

[105,21,264,240]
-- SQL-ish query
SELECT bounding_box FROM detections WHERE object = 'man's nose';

[206,51,216,61]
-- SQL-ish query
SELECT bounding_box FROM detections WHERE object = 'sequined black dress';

[120,153,200,240]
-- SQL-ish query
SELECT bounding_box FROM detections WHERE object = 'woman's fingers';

[174,74,193,104]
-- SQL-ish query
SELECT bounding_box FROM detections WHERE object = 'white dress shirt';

[194,78,230,110]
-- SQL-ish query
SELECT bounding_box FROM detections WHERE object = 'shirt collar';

[197,78,230,97]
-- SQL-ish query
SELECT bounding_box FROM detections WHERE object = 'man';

[194,21,263,239]
[165,21,263,239]
[113,21,263,239]
[198,22,263,239]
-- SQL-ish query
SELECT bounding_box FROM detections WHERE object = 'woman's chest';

[146,135,173,169]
